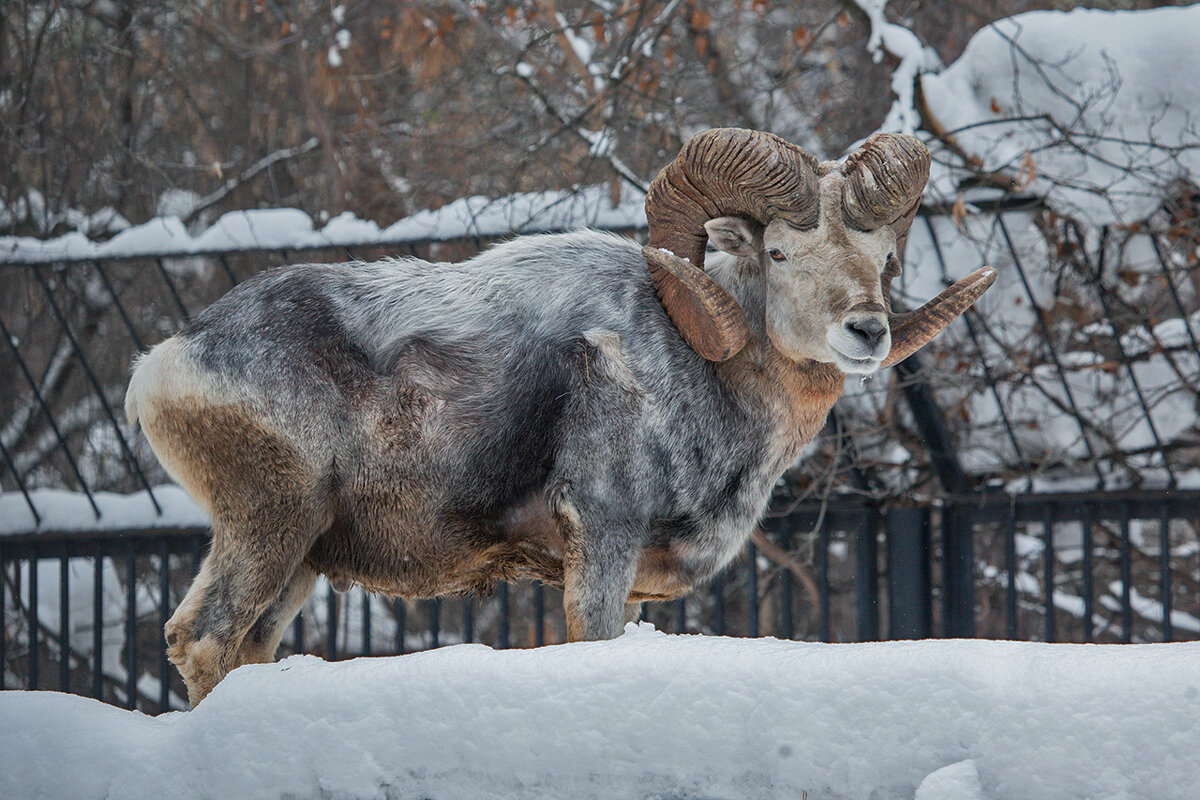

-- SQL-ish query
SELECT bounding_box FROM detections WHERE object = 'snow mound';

[922,5,1200,225]
[2,624,1198,800]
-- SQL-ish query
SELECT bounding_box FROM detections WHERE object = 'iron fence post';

[856,510,880,641]
[886,506,931,639]
[0,542,6,689]
[941,505,976,638]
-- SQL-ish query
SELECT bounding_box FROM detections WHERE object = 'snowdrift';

[2,624,1198,800]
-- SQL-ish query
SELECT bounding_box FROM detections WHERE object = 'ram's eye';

[768,248,786,262]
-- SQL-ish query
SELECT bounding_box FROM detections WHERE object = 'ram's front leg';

[559,504,644,641]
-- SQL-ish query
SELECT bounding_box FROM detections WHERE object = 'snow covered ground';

[2,624,1197,800]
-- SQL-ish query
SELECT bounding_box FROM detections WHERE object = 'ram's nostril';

[846,317,887,349]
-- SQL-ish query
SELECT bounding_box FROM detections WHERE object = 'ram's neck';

[706,251,846,456]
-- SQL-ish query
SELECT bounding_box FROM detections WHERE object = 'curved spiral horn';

[644,128,820,361]
[841,132,931,232]
[881,267,998,367]
[840,134,995,366]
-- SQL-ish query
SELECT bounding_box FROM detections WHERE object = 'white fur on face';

[759,188,896,372]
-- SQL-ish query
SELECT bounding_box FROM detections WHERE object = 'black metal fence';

[3,196,1200,713]
[4,487,1197,714]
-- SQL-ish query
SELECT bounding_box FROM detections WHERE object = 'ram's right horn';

[881,266,997,367]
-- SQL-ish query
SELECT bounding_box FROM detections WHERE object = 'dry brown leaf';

[952,194,968,232]
[1014,150,1037,192]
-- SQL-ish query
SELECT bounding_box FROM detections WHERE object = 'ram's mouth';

[831,351,883,375]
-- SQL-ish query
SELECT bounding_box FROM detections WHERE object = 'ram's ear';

[704,216,763,258]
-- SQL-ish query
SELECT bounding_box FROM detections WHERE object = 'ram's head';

[642,128,995,372]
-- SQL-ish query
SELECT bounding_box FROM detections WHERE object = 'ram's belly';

[304,489,569,598]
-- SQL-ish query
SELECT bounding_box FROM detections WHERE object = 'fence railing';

[4,488,1197,713]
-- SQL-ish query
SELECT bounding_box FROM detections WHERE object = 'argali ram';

[126,129,995,705]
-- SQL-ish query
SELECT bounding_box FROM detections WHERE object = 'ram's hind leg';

[142,399,331,706]
[167,510,325,706]
[233,563,318,669]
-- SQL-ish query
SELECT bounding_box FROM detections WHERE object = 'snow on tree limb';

[844,0,941,135]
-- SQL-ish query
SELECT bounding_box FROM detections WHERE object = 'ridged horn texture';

[841,132,931,232]
[845,134,998,367]
[644,128,820,361]
[881,266,998,368]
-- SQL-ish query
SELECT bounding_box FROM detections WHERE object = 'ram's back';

[126,231,723,526]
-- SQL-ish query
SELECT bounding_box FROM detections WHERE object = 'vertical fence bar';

[817,521,830,642]
[159,539,171,711]
[1005,508,1018,639]
[427,599,440,648]
[291,605,305,654]
[394,598,406,655]
[856,512,880,641]
[942,507,976,638]
[362,591,372,655]
[746,540,759,637]
[498,583,510,649]
[1160,509,1173,642]
[59,556,70,691]
[1082,506,1095,643]
[779,526,794,640]
[1042,504,1056,643]
[887,506,932,639]
[92,548,103,699]
[712,575,725,635]
[1120,505,1133,643]
[191,537,202,576]
[125,542,137,709]
[463,598,474,644]
[534,585,545,646]
[0,544,7,689]
[28,551,39,690]
[326,584,338,661]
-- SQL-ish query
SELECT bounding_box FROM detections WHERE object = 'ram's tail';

[125,338,189,429]
[124,351,151,429]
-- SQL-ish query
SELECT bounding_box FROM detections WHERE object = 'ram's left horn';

[881,267,997,368]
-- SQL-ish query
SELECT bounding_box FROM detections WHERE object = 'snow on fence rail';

[0,184,647,266]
